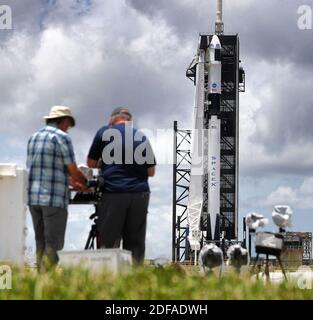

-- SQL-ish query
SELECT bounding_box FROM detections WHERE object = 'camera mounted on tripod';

[86,176,105,190]
[255,232,284,256]
[70,176,105,205]
[69,174,105,250]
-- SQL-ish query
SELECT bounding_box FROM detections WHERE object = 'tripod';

[252,232,288,282]
[85,210,101,250]
[252,253,287,282]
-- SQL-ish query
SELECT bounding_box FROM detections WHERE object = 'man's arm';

[87,158,98,169]
[87,129,103,168]
[148,166,156,177]
[138,133,156,178]
[67,163,87,185]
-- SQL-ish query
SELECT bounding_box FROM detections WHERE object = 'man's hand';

[67,163,88,187]
[70,177,89,192]
[87,158,100,169]
[148,166,156,177]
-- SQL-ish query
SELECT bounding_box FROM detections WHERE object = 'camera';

[86,176,105,189]
[227,244,249,271]
[255,232,284,256]
[70,176,105,205]
[199,243,224,272]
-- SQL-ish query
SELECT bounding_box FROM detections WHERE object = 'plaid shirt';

[27,125,76,209]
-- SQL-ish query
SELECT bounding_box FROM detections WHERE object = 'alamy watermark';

[0,5,12,30]
[97,124,207,174]
[0,265,12,290]
[298,4,312,30]
[296,265,313,290]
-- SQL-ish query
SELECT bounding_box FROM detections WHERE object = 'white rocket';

[207,34,222,241]
[187,0,223,251]
[187,35,222,245]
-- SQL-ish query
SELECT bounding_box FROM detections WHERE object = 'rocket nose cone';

[209,35,221,49]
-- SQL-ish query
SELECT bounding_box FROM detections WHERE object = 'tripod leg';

[85,232,94,250]
[96,231,101,249]
[85,223,99,250]
[252,254,260,280]
[265,254,270,282]
[277,257,288,281]
[252,254,259,272]
[85,235,91,250]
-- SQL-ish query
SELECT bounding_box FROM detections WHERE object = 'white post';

[0,164,27,265]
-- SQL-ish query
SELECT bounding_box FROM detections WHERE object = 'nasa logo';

[211,83,218,93]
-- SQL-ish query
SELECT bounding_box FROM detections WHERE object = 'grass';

[0,264,313,300]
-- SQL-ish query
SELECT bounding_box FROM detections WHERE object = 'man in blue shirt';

[87,107,156,264]
[27,106,87,271]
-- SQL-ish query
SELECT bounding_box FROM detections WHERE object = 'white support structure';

[0,164,27,264]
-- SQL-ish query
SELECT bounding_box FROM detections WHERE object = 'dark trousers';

[29,205,68,271]
[96,192,150,264]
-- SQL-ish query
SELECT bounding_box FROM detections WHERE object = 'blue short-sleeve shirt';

[88,123,156,193]
[27,124,76,209]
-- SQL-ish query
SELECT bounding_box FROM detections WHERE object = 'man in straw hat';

[87,107,156,264]
[27,106,87,271]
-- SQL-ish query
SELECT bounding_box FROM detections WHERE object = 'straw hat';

[44,106,76,127]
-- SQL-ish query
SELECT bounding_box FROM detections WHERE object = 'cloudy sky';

[1,0,313,260]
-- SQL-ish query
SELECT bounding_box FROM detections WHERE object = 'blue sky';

[1,0,313,260]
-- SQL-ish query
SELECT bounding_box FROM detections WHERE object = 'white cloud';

[146,203,172,260]
[299,177,313,194]
[239,59,313,177]
[127,19,192,70]
[264,177,313,209]
[265,186,298,206]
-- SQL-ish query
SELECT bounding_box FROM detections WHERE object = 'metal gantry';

[283,232,312,263]
[219,35,242,240]
[172,121,192,262]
